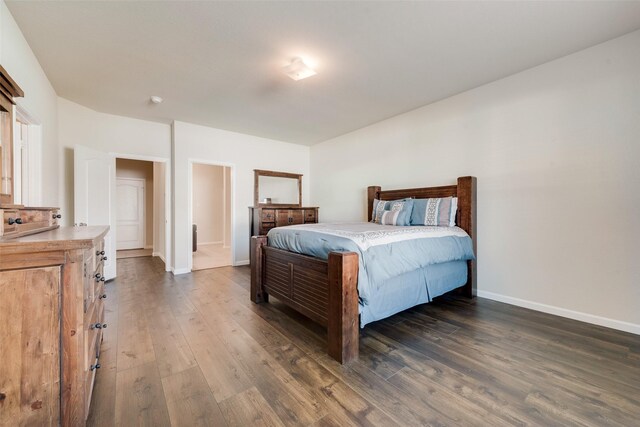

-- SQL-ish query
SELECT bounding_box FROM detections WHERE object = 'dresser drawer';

[260,222,275,235]
[1,208,61,238]
[261,209,275,222]
[304,209,316,222]
[92,263,105,303]
[85,300,105,371]
[290,210,304,225]
[84,328,101,420]
[85,243,106,278]
[275,209,304,226]
[94,278,106,305]
[275,210,290,227]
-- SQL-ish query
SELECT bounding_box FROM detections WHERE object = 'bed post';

[367,186,381,222]
[457,176,477,298]
[327,251,359,364]
[250,236,269,303]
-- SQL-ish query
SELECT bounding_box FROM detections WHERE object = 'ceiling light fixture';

[150,95,163,104]
[283,57,317,81]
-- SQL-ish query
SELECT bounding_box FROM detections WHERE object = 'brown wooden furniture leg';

[250,236,268,303]
[327,252,359,364]
[457,176,477,298]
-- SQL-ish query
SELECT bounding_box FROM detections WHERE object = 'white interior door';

[116,178,144,250]
[74,145,116,280]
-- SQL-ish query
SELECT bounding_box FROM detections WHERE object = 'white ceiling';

[7,1,640,145]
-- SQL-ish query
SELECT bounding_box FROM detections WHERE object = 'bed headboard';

[367,176,477,296]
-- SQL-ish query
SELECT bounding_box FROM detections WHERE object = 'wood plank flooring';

[88,257,640,426]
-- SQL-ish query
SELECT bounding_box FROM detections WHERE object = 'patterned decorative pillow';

[410,197,457,226]
[372,198,414,226]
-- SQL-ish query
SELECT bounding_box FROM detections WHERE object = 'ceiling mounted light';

[283,58,317,81]
[150,95,163,104]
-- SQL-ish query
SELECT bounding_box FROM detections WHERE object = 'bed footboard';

[250,236,359,364]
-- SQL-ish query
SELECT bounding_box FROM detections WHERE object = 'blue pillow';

[410,197,457,226]
[371,198,414,226]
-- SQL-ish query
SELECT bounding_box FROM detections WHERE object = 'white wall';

[192,163,225,244]
[311,30,640,333]
[57,97,171,226]
[116,158,154,248]
[0,1,58,207]
[172,120,310,273]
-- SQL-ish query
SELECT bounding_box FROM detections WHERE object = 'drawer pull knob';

[96,250,105,256]
[99,294,107,299]
[101,256,108,261]
[100,277,105,282]
[90,363,101,371]
[8,217,23,225]
[91,323,107,330]
[52,214,62,219]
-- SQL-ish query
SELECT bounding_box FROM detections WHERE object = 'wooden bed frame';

[250,176,476,364]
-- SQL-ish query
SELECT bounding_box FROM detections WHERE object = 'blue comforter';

[267,223,475,305]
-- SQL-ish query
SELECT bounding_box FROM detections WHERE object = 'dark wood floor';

[87,257,640,426]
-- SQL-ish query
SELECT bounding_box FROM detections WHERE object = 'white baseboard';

[198,241,223,246]
[172,267,191,275]
[153,252,166,262]
[477,290,640,335]
[144,245,153,250]
[234,260,250,266]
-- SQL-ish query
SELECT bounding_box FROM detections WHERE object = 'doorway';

[115,158,155,259]
[191,163,232,270]
[74,147,171,277]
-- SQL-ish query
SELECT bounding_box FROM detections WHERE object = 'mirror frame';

[0,64,24,206]
[254,169,302,207]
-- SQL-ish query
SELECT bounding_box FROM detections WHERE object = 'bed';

[250,176,476,364]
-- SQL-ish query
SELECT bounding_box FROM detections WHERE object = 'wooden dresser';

[0,226,109,426]
[249,206,319,236]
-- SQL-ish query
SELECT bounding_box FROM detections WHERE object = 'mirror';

[254,170,302,207]
[0,106,12,201]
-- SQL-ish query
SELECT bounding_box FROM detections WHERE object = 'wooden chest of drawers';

[0,226,109,426]
[249,206,319,237]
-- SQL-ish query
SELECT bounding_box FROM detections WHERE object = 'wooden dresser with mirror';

[0,65,108,426]
[249,169,318,237]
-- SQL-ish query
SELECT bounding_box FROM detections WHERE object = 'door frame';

[111,152,172,272]
[115,177,145,250]
[187,159,236,272]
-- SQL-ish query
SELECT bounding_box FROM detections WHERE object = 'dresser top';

[249,206,319,209]
[0,225,109,254]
